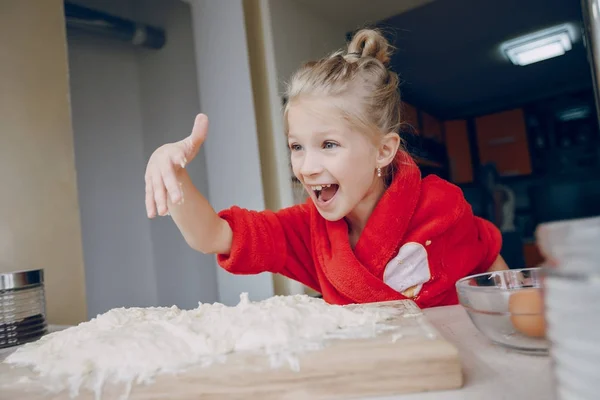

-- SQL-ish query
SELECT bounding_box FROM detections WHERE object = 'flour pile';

[4,293,399,399]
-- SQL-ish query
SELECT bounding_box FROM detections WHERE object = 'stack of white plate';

[0,269,47,349]
[537,217,600,400]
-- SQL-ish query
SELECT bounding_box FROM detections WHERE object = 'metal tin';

[0,269,47,349]
[0,269,44,291]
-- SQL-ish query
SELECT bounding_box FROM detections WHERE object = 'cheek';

[343,151,376,180]
[289,153,301,174]
[337,158,374,192]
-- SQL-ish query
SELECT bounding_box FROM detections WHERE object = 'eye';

[289,143,303,152]
[323,141,339,149]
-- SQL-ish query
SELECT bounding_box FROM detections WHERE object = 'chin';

[317,210,345,222]
[312,204,349,222]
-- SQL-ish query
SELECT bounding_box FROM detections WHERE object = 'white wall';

[68,28,158,317]
[267,0,348,95]
[187,0,276,306]
[68,0,219,316]
[134,0,219,310]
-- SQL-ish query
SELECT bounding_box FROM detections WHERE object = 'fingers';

[184,113,208,156]
[145,175,157,218]
[161,156,183,205]
[190,113,208,143]
[152,169,169,217]
[145,146,188,218]
[172,151,187,170]
[145,113,207,218]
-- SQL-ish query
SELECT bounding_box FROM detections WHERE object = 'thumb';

[189,113,208,147]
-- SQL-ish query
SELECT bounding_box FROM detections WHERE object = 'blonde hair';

[284,28,404,182]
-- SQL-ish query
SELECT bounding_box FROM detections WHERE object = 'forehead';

[287,99,349,138]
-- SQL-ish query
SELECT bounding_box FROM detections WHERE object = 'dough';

[4,293,398,399]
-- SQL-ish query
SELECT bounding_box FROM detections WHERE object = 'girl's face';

[287,98,392,229]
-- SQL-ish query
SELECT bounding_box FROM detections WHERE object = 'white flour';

[4,293,399,399]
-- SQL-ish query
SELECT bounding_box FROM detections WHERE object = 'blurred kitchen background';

[2,0,599,325]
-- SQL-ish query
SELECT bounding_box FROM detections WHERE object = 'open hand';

[145,114,208,218]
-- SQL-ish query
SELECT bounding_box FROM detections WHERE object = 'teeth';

[310,184,333,191]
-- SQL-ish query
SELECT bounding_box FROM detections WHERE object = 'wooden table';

[380,305,555,400]
[0,305,554,400]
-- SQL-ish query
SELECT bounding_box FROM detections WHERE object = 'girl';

[144,29,509,308]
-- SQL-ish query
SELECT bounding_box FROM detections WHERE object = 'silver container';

[536,216,600,400]
[0,269,47,349]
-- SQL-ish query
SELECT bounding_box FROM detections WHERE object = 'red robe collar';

[308,152,422,304]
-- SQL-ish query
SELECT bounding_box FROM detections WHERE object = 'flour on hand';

[4,293,399,399]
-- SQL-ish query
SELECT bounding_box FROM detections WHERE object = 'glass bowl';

[455,268,549,355]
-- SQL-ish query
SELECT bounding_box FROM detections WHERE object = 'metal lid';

[0,269,44,290]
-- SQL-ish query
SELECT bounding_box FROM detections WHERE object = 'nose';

[298,150,323,177]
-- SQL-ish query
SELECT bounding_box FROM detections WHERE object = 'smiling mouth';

[310,184,339,203]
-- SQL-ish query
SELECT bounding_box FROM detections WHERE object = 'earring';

[377,167,382,177]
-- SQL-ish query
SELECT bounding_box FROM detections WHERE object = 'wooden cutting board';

[0,300,463,400]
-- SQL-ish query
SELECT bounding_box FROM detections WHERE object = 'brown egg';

[508,288,547,338]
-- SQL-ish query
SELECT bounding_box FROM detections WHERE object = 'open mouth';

[309,184,339,204]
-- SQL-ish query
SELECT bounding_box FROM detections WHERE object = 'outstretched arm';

[168,169,233,254]
[144,114,319,291]
[216,204,319,291]
[144,114,232,254]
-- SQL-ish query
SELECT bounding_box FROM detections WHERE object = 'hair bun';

[347,29,392,66]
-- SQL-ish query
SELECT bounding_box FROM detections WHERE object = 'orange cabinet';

[475,108,532,176]
[421,112,444,143]
[444,120,473,183]
[523,242,544,268]
[402,102,419,133]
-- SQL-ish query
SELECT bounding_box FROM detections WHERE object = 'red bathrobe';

[217,153,502,308]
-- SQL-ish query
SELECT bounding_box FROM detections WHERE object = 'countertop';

[377,305,555,400]
[0,305,555,400]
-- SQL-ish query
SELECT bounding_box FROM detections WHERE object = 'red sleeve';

[442,208,503,275]
[414,177,503,308]
[216,204,320,292]
[472,216,504,273]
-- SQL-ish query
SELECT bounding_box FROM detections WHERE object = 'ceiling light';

[557,106,591,121]
[501,23,577,66]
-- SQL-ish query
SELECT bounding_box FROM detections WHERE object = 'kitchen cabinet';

[402,102,420,133]
[422,112,444,143]
[399,103,449,179]
[475,109,532,176]
[523,241,544,268]
[444,120,474,183]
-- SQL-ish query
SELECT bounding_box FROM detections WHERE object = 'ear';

[376,132,401,168]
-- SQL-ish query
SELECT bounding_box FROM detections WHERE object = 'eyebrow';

[288,129,339,139]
